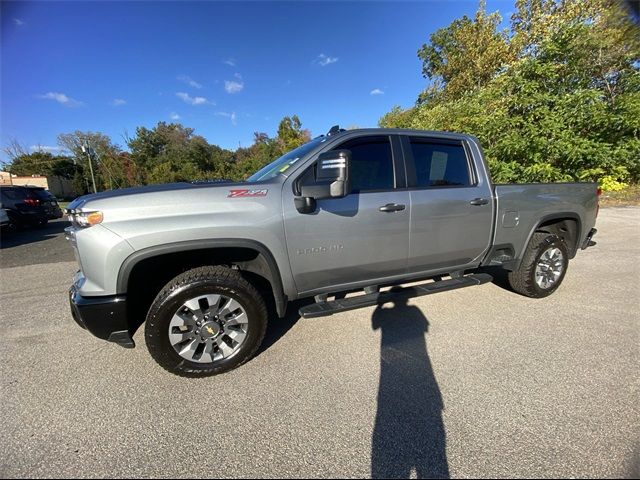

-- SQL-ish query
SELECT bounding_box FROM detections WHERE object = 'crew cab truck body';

[66,128,598,376]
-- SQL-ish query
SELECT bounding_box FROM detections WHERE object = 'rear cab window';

[408,137,472,188]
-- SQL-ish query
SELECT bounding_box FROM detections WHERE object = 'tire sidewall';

[146,278,265,376]
[529,235,569,297]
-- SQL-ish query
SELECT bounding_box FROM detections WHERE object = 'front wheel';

[145,266,268,377]
[508,232,569,298]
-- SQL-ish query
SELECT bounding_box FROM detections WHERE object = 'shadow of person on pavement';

[371,294,449,479]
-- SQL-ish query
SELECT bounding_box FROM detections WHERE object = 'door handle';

[379,203,406,212]
[469,198,489,206]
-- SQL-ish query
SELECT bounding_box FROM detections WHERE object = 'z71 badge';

[228,189,268,198]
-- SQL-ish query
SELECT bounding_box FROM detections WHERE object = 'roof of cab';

[324,127,478,143]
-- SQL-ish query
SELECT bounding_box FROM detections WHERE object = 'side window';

[336,136,394,192]
[410,139,471,187]
[2,189,23,200]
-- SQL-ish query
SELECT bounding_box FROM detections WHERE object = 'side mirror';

[301,150,351,200]
[295,150,352,214]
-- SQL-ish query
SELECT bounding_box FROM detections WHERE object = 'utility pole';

[81,140,97,194]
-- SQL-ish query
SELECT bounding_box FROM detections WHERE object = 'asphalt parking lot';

[1,208,638,478]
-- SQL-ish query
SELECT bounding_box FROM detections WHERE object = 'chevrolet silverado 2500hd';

[66,127,599,376]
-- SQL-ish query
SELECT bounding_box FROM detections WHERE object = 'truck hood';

[66,179,281,223]
[67,181,251,211]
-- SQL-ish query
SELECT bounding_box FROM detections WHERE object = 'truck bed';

[490,182,599,265]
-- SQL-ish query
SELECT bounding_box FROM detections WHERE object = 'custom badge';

[227,189,268,198]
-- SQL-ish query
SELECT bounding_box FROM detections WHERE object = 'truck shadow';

[257,293,450,479]
[476,266,514,294]
[370,295,449,479]
[256,299,309,356]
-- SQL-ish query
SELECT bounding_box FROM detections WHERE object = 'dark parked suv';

[0,185,49,228]
[26,186,63,219]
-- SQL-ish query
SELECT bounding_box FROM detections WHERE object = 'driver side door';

[282,135,410,296]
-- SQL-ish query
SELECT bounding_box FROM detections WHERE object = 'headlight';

[66,209,103,227]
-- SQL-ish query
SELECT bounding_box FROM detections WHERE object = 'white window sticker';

[430,151,448,182]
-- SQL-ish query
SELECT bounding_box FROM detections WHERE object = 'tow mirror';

[295,150,352,213]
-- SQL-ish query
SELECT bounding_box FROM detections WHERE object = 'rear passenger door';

[283,135,410,295]
[402,135,493,274]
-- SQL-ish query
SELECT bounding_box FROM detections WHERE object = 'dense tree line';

[380,0,639,190]
[3,115,310,195]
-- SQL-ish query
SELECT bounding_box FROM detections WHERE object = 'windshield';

[246,137,326,182]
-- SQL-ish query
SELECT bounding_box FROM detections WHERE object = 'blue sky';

[1,1,514,161]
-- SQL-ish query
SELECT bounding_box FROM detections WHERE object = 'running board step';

[299,273,493,319]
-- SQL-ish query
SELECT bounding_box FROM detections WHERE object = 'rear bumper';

[69,285,135,348]
[11,209,48,224]
[581,228,597,249]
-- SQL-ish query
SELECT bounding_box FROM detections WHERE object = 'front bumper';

[69,285,135,348]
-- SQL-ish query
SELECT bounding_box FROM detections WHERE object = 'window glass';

[31,189,53,200]
[336,136,394,192]
[410,140,470,187]
[1,189,25,200]
[246,136,326,182]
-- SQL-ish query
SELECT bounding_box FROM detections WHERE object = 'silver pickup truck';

[66,127,599,377]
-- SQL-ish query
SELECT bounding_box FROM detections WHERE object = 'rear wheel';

[508,232,569,298]
[145,266,268,377]
[5,212,20,231]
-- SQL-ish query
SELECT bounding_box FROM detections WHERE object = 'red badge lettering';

[228,189,268,198]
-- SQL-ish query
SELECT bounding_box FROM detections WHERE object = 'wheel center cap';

[200,321,220,339]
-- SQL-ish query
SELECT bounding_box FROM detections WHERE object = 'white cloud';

[170,112,181,120]
[111,98,127,106]
[176,92,212,105]
[38,92,84,107]
[177,75,203,89]
[224,76,244,94]
[316,53,338,67]
[30,145,65,153]
[224,59,237,67]
[13,18,25,26]
[215,111,237,126]
[370,88,384,95]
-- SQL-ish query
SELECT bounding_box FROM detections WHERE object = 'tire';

[6,212,20,231]
[145,266,268,377]
[508,232,569,298]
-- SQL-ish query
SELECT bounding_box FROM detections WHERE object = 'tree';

[4,115,315,190]
[417,0,513,101]
[127,122,236,184]
[382,0,640,188]
[275,115,311,155]
[2,140,77,180]
[58,131,126,191]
